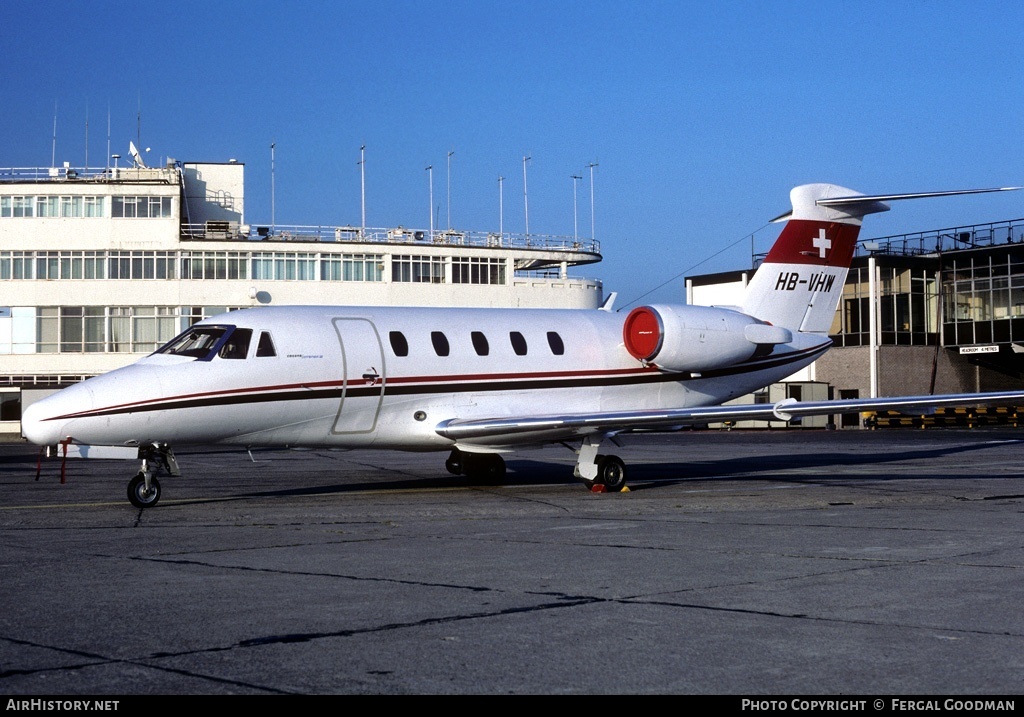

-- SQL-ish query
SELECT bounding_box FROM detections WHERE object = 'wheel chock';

[590,484,631,493]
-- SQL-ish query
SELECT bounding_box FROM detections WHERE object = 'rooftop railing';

[181,222,601,255]
[855,218,1024,257]
[0,165,179,183]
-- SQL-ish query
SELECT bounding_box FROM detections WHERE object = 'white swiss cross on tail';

[812,228,831,258]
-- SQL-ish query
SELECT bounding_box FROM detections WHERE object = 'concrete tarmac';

[1,428,1023,695]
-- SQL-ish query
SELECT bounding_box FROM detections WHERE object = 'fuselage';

[21,304,830,451]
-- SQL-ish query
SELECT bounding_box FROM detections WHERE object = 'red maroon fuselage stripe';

[763,220,861,267]
[41,344,829,422]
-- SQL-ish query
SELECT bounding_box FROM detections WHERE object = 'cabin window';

[256,331,277,357]
[219,328,252,359]
[389,331,409,357]
[509,331,528,356]
[547,331,565,355]
[471,331,489,356]
[431,331,450,356]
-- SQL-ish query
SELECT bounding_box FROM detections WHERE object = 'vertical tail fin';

[741,184,1021,333]
[741,184,877,334]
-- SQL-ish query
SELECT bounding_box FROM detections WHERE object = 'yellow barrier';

[863,406,1022,429]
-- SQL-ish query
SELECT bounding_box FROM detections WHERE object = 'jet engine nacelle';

[622,304,792,372]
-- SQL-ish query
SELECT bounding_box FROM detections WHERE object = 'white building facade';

[0,158,603,435]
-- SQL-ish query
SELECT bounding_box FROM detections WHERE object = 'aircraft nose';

[20,384,93,446]
[20,398,64,446]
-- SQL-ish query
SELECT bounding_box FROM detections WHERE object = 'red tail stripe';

[763,219,860,268]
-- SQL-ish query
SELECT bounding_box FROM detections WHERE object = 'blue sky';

[4,0,1023,306]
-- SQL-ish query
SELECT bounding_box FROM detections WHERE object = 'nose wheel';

[125,443,179,508]
[127,473,162,508]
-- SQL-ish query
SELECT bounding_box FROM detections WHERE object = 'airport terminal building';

[0,156,602,437]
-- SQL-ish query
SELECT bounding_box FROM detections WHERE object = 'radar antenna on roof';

[129,141,148,169]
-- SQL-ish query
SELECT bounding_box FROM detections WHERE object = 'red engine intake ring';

[622,306,663,361]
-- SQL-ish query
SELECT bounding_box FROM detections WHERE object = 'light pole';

[587,161,598,241]
[271,142,276,235]
[358,145,366,233]
[498,175,504,239]
[426,165,434,240]
[447,150,454,230]
[571,174,582,242]
[523,155,531,238]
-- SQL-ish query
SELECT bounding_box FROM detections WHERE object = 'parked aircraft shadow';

[503,437,1024,492]
[228,471,574,502]
[211,436,1024,504]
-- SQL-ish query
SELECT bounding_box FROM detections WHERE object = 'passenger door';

[331,318,385,433]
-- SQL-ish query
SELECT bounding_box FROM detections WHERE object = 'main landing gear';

[126,443,180,509]
[581,454,627,492]
[445,448,506,484]
[445,436,629,493]
[573,435,628,492]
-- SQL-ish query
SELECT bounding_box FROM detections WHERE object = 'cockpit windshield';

[156,326,231,360]
[217,329,252,359]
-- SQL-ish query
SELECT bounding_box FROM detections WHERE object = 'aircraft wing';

[435,390,1024,445]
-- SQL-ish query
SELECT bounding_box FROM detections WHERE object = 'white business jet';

[21,183,1024,507]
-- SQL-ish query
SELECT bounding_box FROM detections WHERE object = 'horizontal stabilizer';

[771,186,1022,223]
[815,186,1023,207]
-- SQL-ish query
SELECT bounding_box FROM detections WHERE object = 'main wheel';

[597,455,627,492]
[127,473,161,508]
[445,449,464,475]
[463,453,506,484]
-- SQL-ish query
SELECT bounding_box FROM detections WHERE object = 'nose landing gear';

[127,473,161,508]
[126,443,180,509]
